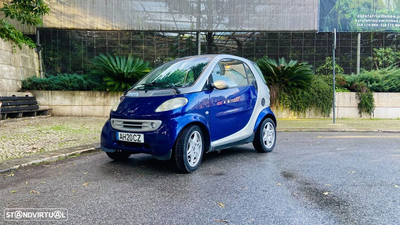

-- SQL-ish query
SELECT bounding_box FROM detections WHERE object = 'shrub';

[0,19,35,49]
[382,71,400,92]
[315,57,344,75]
[344,67,400,92]
[343,72,380,116]
[257,56,332,116]
[283,75,333,116]
[352,82,375,116]
[21,74,101,91]
[369,47,400,70]
[257,57,313,106]
[91,54,151,92]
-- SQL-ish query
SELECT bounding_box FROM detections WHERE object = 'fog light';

[150,122,155,129]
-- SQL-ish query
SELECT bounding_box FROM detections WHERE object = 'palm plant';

[91,54,151,92]
[257,57,313,106]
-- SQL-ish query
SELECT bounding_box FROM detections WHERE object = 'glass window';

[252,62,267,85]
[211,59,249,88]
[244,63,255,85]
[133,57,212,90]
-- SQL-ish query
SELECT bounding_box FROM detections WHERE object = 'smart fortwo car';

[101,54,277,173]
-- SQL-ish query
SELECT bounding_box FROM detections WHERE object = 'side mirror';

[212,80,229,90]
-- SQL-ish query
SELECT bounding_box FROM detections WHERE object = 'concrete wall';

[0,38,39,92]
[273,92,400,119]
[32,91,122,117]
[31,91,400,119]
[336,92,400,119]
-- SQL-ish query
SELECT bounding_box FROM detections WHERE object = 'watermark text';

[4,208,68,221]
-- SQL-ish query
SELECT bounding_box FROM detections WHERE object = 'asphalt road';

[1,132,400,225]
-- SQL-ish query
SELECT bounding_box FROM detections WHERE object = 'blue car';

[101,54,276,173]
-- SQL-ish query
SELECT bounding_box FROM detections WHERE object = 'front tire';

[106,151,131,160]
[174,125,204,173]
[253,118,276,153]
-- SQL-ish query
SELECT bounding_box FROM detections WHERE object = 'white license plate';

[117,132,144,143]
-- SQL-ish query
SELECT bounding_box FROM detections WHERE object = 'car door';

[208,59,258,142]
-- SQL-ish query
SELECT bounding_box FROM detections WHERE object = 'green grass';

[277,118,400,131]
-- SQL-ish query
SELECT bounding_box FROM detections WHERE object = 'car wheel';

[174,125,204,173]
[106,151,131,160]
[253,118,276,153]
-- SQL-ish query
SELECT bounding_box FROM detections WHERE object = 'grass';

[278,118,400,131]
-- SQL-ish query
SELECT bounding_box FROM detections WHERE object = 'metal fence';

[40,29,400,75]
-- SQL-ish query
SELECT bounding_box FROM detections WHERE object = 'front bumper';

[100,119,178,159]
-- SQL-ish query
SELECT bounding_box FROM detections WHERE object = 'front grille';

[117,141,152,150]
[111,119,162,132]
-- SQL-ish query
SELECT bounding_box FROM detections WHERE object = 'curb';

[0,145,100,174]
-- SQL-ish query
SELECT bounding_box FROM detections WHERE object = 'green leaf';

[91,54,151,92]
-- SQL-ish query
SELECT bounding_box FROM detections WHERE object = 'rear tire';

[253,118,276,153]
[106,151,131,160]
[174,125,204,173]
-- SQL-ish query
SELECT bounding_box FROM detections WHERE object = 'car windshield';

[132,57,212,90]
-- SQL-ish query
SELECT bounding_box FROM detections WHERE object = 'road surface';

[1,132,400,224]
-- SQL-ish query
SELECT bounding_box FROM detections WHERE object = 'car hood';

[111,95,177,119]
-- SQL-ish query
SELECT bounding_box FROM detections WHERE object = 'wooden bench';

[0,95,51,120]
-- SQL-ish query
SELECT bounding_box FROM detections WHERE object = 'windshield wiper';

[137,82,181,94]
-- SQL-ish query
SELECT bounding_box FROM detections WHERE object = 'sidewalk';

[1,117,400,173]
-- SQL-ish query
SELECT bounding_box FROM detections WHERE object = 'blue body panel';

[209,85,257,141]
[101,92,210,158]
[253,107,276,132]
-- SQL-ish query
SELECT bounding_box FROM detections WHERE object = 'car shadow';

[99,154,176,175]
[202,145,258,162]
[98,144,263,175]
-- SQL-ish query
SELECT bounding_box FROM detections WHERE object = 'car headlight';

[111,100,120,112]
[111,97,124,112]
[155,97,188,112]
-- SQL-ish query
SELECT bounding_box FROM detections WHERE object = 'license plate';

[117,132,144,143]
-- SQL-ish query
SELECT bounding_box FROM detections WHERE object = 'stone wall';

[0,38,39,92]
[32,91,122,117]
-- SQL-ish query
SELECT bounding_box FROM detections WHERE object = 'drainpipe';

[35,28,44,78]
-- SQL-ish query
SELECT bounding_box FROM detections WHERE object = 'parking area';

[1,132,399,224]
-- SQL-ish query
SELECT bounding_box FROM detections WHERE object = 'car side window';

[244,63,257,88]
[211,59,250,88]
[211,63,237,88]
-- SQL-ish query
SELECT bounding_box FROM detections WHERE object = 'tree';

[1,0,50,26]
[0,0,50,48]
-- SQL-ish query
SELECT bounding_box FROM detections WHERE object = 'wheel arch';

[175,121,211,154]
[264,113,277,127]
[254,107,277,133]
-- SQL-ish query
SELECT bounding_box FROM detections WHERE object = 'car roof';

[177,54,256,66]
